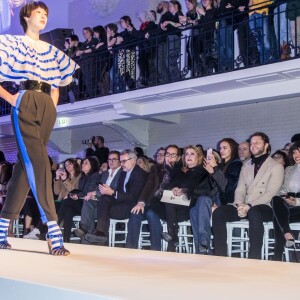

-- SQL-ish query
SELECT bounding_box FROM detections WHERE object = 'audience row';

[1,132,300,261]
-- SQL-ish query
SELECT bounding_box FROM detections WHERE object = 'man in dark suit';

[75,151,122,239]
[85,149,148,243]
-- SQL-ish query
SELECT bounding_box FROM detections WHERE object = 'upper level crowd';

[1,132,300,261]
[59,0,299,101]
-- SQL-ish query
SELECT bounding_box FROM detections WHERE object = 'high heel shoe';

[0,241,11,249]
[0,229,11,249]
[46,233,70,256]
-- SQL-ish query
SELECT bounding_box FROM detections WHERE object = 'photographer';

[85,136,109,168]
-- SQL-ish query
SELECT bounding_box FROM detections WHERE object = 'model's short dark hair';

[20,1,48,33]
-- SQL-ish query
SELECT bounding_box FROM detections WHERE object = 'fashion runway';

[0,238,298,300]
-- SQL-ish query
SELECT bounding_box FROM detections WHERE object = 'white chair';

[226,220,249,258]
[138,220,151,249]
[109,218,128,247]
[177,220,195,254]
[263,222,274,260]
[284,222,300,262]
[70,215,81,242]
[13,215,24,238]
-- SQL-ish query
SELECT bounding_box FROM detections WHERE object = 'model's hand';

[7,93,19,107]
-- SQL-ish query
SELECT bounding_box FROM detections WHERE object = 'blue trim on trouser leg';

[12,90,48,223]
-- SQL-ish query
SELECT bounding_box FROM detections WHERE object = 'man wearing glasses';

[85,149,148,243]
[126,145,181,250]
[75,151,122,241]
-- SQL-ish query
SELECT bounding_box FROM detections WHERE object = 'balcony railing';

[0,0,299,117]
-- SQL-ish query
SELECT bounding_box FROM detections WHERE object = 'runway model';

[0,1,78,255]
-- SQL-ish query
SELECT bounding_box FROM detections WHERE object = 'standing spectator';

[93,25,110,96]
[136,10,158,86]
[212,132,284,259]
[76,27,98,98]
[86,136,109,168]
[248,0,273,64]
[0,161,12,210]
[287,0,300,56]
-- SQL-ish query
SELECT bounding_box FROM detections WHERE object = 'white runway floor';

[0,238,299,300]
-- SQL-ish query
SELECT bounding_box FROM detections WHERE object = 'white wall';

[147,97,300,156]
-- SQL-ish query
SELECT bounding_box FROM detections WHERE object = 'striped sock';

[47,221,63,251]
[0,218,10,243]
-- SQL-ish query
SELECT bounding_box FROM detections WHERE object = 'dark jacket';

[211,159,243,205]
[115,165,148,206]
[95,168,122,198]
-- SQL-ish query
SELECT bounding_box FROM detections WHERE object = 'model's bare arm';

[51,88,59,107]
[0,85,19,106]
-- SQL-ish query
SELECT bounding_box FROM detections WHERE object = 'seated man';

[74,151,122,240]
[85,149,148,243]
[212,132,284,259]
[125,145,181,250]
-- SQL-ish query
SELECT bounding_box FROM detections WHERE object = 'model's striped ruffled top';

[0,34,79,88]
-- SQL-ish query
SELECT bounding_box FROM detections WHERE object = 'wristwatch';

[112,190,116,197]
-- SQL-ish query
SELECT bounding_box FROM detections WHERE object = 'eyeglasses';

[156,153,165,157]
[108,158,119,162]
[273,155,283,160]
[82,161,90,165]
[120,158,132,164]
[165,152,178,158]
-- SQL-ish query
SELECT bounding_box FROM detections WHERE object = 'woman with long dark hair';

[272,141,300,261]
[58,157,100,242]
[190,138,242,254]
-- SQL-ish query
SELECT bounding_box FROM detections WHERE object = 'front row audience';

[2,132,300,262]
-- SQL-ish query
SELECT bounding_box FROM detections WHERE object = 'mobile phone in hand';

[206,148,213,160]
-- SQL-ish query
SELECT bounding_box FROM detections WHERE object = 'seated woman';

[272,141,300,261]
[162,145,208,252]
[271,149,290,169]
[57,157,100,242]
[191,139,242,254]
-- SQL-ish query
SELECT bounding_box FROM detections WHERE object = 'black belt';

[20,80,51,95]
